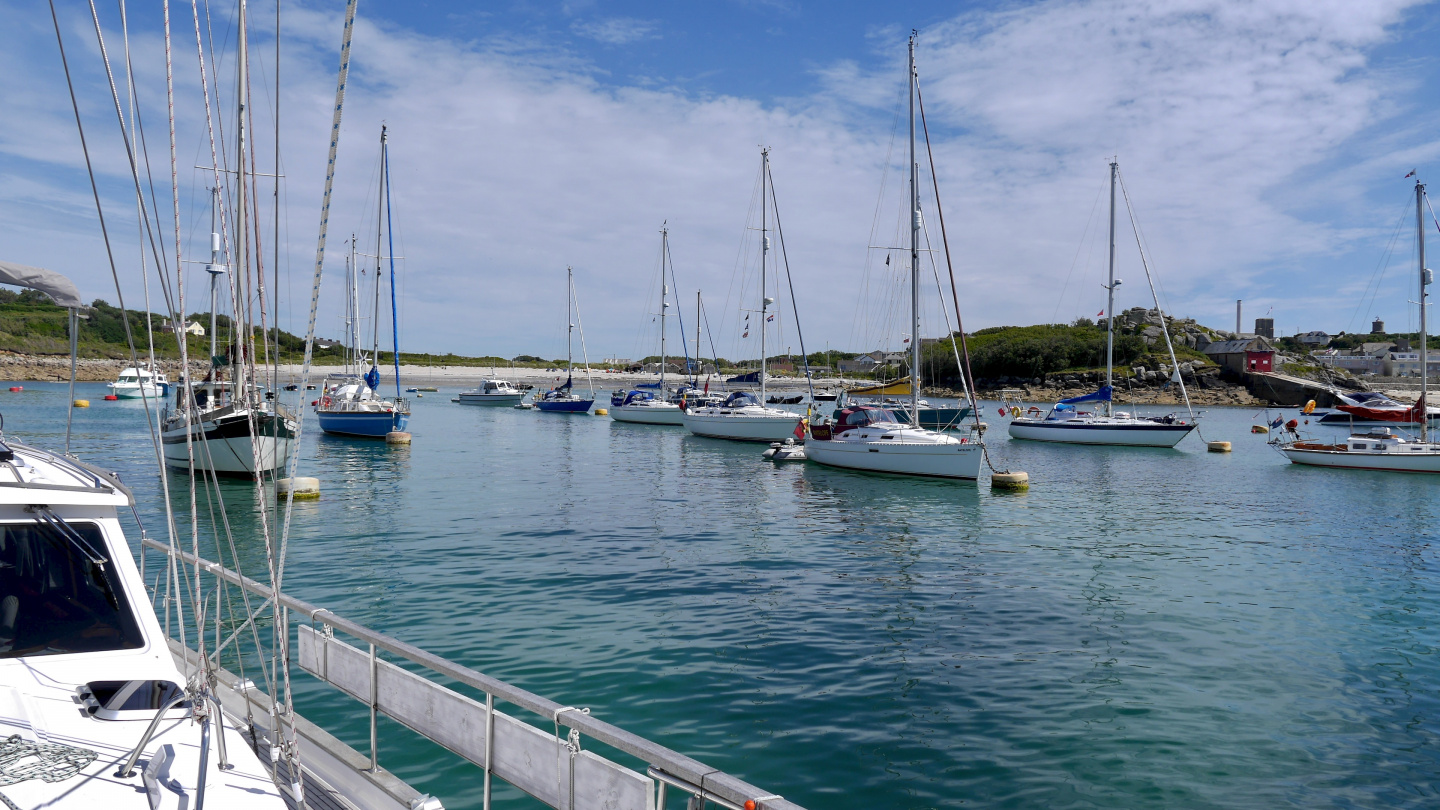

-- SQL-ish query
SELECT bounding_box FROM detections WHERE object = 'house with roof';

[1296,330,1332,347]
[1204,336,1275,375]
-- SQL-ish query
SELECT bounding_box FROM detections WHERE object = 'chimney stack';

[1236,300,1242,334]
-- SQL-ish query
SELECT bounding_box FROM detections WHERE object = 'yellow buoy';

[385,431,412,444]
[991,471,1029,490]
[594,408,608,416]
[1207,441,1232,453]
[73,399,90,408]
[276,477,320,500]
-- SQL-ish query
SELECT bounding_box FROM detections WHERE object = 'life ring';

[1011,406,1022,417]
[320,396,332,408]
[1027,406,1040,415]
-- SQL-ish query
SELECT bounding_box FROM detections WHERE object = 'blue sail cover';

[1058,385,1112,405]
[635,382,662,389]
[364,366,380,390]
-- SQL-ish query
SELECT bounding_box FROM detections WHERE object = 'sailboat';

[682,149,805,442]
[535,267,596,413]
[161,183,296,473]
[612,225,685,425]
[803,36,983,480]
[1275,176,1440,472]
[1006,159,1197,448]
[315,126,411,438]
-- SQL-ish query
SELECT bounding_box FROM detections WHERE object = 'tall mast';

[1420,179,1430,442]
[235,0,249,401]
[908,35,920,426]
[696,290,702,385]
[660,224,668,394]
[760,147,770,402]
[349,234,359,371]
[371,127,385,373]
[567,266,574,378]
[384,125,401,399]
[1104,158,1118,417]
[206,186,225,366]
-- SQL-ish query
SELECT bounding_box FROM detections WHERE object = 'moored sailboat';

[535,267,596,413]
[1276,176,1440,472]
[613,225,685,425]
[803,36,982,479]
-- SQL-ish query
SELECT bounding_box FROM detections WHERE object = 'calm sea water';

[6,382,1439,809]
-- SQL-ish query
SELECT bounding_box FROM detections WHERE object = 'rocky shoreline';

[0,353,207,383]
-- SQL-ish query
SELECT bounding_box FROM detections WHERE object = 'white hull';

[1279,445,1440,473]
[1008,417,1194,447]
[805,438,983,479]
[458,392,525,405]
[112,383,166,399]
[162,412,296,475]
[610,403,685,425]
[682,408,802,442]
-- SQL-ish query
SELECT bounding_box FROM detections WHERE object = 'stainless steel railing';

[142,537,802,810]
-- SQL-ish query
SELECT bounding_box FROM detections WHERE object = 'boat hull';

[682,411,802,442]
[458,392,525,406]
[535,399,594,413]
[805,440,983,479]
[162,411,296,475]
[317,409,408,437]
[1279,445,1440,473]
[1007,418,1194,447]
[610,404,684,425]
[112,383,169,399]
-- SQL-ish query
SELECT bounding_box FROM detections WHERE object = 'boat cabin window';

[843,408,898,426]
[0,522,144,658]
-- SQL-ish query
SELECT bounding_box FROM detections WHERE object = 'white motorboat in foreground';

[0,438,287,810]
[107,365,170,399]
[1276,176,1436,473]
[458,378,527,405]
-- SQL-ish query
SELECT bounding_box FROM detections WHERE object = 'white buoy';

[276,477,320,500]
[386,431,412,445]
[1208,440,1232,453]
[991,471,1029,490]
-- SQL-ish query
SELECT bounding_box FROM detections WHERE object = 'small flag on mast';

[1406,169,1417,178]
[766,314,774,322]
[1097,309,1104,318]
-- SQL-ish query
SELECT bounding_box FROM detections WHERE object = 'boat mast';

[371,128,385,378]
[384,125,401,399]
[566,266,574,382]
[660,224,668,395]
[696,290,702,386]
[760,148,771,402]
[234,0,249,404]
[206,186,225,368]
[349,234,359,372]
[1105,158,1118,418]
[908,35,920,427]
[1420,178,1430,442]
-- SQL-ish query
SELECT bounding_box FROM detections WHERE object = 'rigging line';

[1051,173,1107,325]
[1117,168,1194,423]
[915,74,985,437]
[570,271,596,395]
[856,85,906,356]
[763,162,814,399]
[1346,197,1410,333]
[665,233,691,375]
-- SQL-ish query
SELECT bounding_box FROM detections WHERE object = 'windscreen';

[0,522,144,658]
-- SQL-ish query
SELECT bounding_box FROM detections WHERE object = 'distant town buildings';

[1295,330,1331,347]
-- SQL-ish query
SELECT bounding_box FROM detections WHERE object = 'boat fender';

[1302,400,1316,414]
[996,406,1006,417]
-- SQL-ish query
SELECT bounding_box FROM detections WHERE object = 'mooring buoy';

[277,477,321,500]
[991,471,1029,490]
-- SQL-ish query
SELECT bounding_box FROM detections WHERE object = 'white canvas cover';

[0,260,83,308]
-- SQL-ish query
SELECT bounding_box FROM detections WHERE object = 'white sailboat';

[682,148,804,442]
[1276,176,1440,472]
[803,36,983,480]
[161,172,295,474]
[613,225,685,425]
[1006,160,1197,448]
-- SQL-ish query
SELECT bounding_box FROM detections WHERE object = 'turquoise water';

[6,382,1440,809]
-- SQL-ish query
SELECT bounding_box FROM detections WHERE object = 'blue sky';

[2,0,1438,361]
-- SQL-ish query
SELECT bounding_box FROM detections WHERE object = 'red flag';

[794,418,807,439]
[1405,170,1417,178]
[1097,309,1104,317]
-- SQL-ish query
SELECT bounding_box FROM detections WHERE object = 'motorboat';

[315,373,410,438]
[682,391,802,442]
[107,365,170,399]
[806,405,983,479]
[610,389,684,425]
[0,437,287,808]
[161,380,297,475]
[458,379,527,406]
[1315,391,1440,425]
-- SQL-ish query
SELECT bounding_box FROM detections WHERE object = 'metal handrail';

[142,537,801,810]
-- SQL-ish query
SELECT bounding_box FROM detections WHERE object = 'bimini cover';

[0,260,83,308]
[1058,385,1112,405]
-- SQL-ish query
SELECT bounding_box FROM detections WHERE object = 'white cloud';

[0,0,1435,362]
[569,17,658,46]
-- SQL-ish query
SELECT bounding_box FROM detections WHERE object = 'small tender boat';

[107,365,170,399]
[458,379,526,406]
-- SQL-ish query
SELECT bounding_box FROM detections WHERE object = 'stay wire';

[762,162,814,399]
